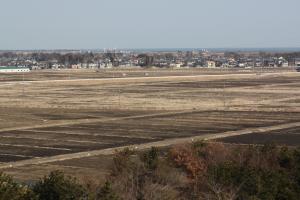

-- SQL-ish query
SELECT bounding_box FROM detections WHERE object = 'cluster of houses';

[0,50,300,73]
[204,57,292,68]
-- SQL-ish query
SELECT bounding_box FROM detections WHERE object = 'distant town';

[1,49,300,72]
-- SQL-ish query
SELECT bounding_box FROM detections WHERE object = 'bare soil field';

[0,67,294,82]
[0,68,299,181]
[218,127,300,146]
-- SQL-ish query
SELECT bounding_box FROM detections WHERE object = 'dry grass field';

[0,68,299,181]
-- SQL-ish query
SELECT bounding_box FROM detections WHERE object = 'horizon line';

[1,47,300,52]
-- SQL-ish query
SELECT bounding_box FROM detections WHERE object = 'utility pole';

[22,71,25,97]
[118,89,121,108]
[223,81,226,110]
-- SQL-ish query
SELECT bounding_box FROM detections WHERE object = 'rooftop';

[0,66,29,69]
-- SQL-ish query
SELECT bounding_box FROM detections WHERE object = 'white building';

[295,59,300,67]
[170,63,182,68]
[0,66,30,73]
[206,61,216,68]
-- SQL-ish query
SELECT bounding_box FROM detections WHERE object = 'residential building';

[206,61,216,68]
[0,66,30,73]
[295,58,300,67]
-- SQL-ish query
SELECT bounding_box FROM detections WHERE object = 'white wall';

[0,68,30,73]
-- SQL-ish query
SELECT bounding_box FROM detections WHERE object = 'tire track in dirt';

[0,110,199,133]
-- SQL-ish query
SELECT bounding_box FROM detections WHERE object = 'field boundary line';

[2,72,298,85]
[0,110,200,133]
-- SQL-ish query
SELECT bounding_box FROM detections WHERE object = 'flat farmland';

[218,127,300,146]
[0,69,300,181]
[0,68,293,82]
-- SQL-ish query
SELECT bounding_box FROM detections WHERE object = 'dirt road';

[1,121,299,170]
[2,71,297,85]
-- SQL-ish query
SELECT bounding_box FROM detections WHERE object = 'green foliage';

[278,146,294,169]
[208,156,300,199]
[3,143,300,200]
[0,172,35,200]
[33,171,86,200]
[97,182,119,200]
[141,147,159,170]
[192,140,207,158]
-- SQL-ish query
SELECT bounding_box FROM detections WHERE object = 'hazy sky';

[0,0,299,49]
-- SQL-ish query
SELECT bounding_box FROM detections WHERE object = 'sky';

[0,0,299,50]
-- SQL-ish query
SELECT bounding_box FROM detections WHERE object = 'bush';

[169,144,207,178]
[97,182,119,200]
[0,172,35,200]
[109,148,144,199]
[111,148,135,176]
[33,171,86,200]
[141,147,159,170]
[142,181,179,200]
[3,143,300,200]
